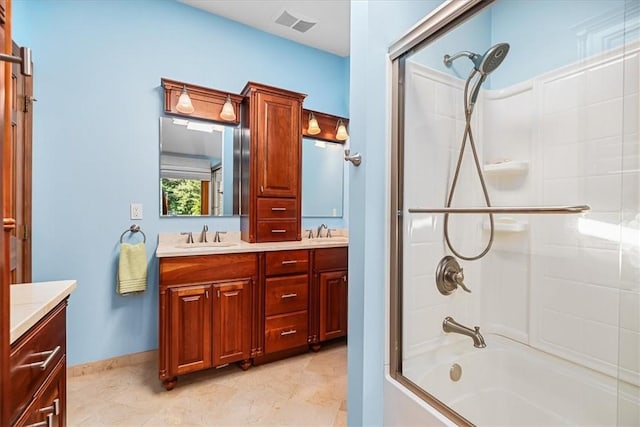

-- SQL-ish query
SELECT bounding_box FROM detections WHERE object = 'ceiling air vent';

[274,10,317,34]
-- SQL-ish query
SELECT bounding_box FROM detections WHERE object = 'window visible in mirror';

[302,138,344,217]
[159,117,238,217]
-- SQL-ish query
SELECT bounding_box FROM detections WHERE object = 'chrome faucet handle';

[180,232,194,244]
[200,225,209,243]
[213,231,227,243]
[452,269,471,293]
[436,256,471,294]
[327,228,337,238]
[305,229,314,239]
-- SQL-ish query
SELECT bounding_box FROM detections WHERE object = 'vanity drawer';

[314,247,348,271]
[265,249,309,276]
[256,220,298,242]
[160,253,257,286]
[257,198,297,220]
[265,274,308,316]
[265,311,308,353]
[10,301,66,425]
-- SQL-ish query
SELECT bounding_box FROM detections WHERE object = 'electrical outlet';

[130,203,143,220]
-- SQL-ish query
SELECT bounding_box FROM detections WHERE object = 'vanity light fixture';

[176,85,195,114]
[336,120,349,141]
[220,95,237,121]
[308,112,321,135]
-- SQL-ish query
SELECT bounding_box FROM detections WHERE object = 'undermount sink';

[175,242,238,249]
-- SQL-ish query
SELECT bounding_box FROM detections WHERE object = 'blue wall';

[347,1,445,425]
[13,0,348,365]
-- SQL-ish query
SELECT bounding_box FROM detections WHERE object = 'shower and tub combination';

[389,0,640,426]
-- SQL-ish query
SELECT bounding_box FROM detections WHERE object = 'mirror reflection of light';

[577,217,640,247]
[314,140,327,148]
[186,122,215,133]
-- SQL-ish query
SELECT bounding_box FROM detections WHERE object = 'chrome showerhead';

[443,43,510,76]
[476,43,509,75]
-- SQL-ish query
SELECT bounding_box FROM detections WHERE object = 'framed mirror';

[159,116,239,217]
[302,137,344,217]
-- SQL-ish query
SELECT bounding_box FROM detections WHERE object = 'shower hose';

[443,68,495,261]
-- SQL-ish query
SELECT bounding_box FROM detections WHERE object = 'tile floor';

[67,341,347,426]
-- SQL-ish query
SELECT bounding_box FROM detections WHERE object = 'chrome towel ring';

[120,224,146,243]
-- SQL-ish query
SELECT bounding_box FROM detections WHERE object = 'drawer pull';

[39,398,60,416]
[280,329,297,336]
[281,260,298,265]
[280,293,298,299]
[271,229,287,233]
[25,413,53,427]
[22,346,61,370]
[271,207,287,211]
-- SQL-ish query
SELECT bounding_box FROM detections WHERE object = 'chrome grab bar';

[408,205,590,214]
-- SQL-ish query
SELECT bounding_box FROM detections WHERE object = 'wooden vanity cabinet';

[159,253,258,390]
[9,300,68,427]
[260,249,311,360]
[240,82,306,243]
[310,247,348,349]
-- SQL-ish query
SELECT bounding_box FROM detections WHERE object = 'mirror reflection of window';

[302,138,344,217]
[159,117,229,217]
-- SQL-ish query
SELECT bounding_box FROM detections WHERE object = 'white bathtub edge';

[384,369,457,427]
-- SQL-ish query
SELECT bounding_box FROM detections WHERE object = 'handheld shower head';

[443,43,509,76]
[476,43,509,75]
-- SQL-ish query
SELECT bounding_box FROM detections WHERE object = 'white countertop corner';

[10,280,77,345]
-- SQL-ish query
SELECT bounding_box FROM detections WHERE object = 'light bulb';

[176,86,194,114]
[308,113,321,135]
[220,95,236,121]
[336,120,349,141]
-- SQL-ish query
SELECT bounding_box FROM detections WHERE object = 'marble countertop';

[11,280,77,345]
[156,231,348,258]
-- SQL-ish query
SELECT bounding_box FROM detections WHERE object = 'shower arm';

[443,51,479,67]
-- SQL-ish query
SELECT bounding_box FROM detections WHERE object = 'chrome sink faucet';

[180,231,194,244]
[200,225,208,243]
[442,316,486,348]
[317,223,328,238]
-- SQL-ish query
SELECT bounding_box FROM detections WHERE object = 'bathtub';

[407,335,639,426]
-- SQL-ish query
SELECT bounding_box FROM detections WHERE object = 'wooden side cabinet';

[319,270,348,341]
[240,82,306,243]
[159,253,258,390]
[310,247,348,350]
[10,300,68,427]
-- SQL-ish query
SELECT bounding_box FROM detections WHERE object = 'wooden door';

[319,270,348,341]
[169,285,211,375]
[212,279,251,365]
[255,91,300,198]
[8,41,31,284]
[1,0,12,424]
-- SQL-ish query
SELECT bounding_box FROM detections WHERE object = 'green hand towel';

[117,242,147,295]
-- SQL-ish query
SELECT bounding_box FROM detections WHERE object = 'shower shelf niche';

[483,160,529,176]
[483,217,528,233]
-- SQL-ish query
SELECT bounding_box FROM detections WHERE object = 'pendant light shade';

[336,120,349,141]
[220,95,236,121]
[176,85,194,114]
[307,112,321,135]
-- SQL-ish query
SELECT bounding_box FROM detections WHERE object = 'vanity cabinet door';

[169,285,212,375]
[212,280,252,366]
[255,91,301,199]
[319,270,348,341]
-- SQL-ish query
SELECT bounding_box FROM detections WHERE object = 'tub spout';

[443,316,486,348]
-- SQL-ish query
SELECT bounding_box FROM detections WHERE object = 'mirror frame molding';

[302,109,349,144]
[161,78,244,126]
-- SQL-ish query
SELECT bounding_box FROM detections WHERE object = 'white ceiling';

[178,0,350,57]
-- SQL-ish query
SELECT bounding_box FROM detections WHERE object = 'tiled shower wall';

[402,44,639,384]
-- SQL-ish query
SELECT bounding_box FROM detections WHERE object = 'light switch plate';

[130,203,143,220]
